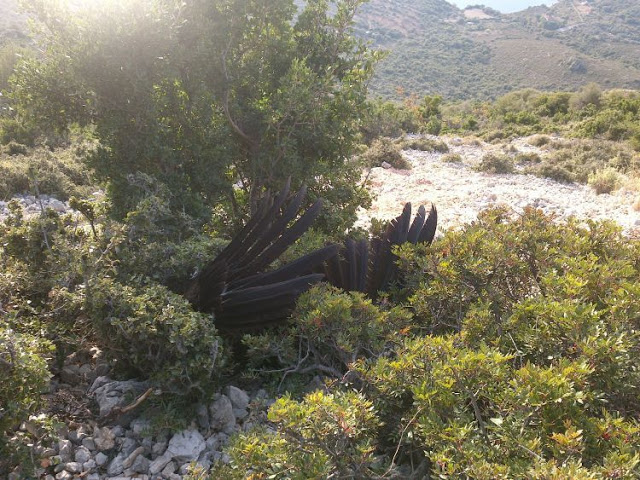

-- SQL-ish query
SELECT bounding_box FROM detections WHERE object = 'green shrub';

[399,137,449,153]
[86,278,226,397]
[244,284,413,379]
[3,141,27,156]
[441,153,462,163]
[528,134,551,147]
[361,137,410,170]
[211,390,386,479]
[527,161,576,183]
[570,83,602,111]
[355,334,640,479]
[0,118,38,147]
[475,153,514,174]
[588,167,621,194]
[0,326,52,434]
[514,151,541,163]
[0,146,94,200]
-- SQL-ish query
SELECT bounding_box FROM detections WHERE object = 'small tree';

[12,0,378,232]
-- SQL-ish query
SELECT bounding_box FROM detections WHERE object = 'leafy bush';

[0,326,52,435]
[217,208,640,479]
[86,278,226,397]
[441,153,462,163]
[528,134,551,147]
[211,390,387,479]
[399,137,449,153]
[475,153,515,174]
[0,118,38,147]
[243,284,413,378]
[588,167,621,194]
[514,151,541,163]
[3,141,27,156]
[527,161,576,183]
[0,146,94,200]
[355,334,640,479]
[361,137,410,170]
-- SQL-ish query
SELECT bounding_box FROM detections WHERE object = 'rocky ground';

[356,135,640,236]
[10,347,275,480]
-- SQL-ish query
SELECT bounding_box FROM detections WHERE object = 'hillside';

[357,0,640,99]
[1,0,639,100]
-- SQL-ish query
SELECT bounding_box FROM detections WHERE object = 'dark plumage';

[186,184,437,331]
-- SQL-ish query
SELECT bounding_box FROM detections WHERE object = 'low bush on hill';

[588,167,622,194]
[475,153,515,174]
[0,326,52,435]
[441,152,462,163]
[361,137,411,170]
[0,146,94,200]
[398,137,449,153]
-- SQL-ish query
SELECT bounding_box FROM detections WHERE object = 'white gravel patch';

[357,138,640,236]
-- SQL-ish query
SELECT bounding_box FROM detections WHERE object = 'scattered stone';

[58,439,73,462]
[40,447,57,458]
[149,451,173,475]
[94,426,116,451]
[107,452,126,476]
[65,461,82,474]
[130,454,150,473]
[122,446,145,469]
[83,458,96,471]
[161,461,177,476]
[226,386,250,411]
[167,429,206,462]
[209,395,235,433]
[86,474,100,480]
[95,452,108,467]
[55,471,73,480]
[82,437,96,451]
[195,403,209,430]
[130,418,151,437]
[151,440,167,457]
[90,378,149,418]
[233,408,249,420]
[381,161,392,169]
[120,437,138,457]
[74,446,91,464]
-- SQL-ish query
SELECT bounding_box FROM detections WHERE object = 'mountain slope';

[357,0,640,99]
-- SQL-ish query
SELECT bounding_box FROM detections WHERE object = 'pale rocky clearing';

[356,135,640,236]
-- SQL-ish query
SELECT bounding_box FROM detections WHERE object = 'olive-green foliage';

[211,390,387,479]
[361,137,410,170]
[475,153,515,174]
[360,98,421,143]
[355,335,640,479]
[217,208,640,478]
[86,278,225,397]
[12,0,378,232]
[537,139,638,184]
[0,43,31,92]
[0,190,228,398]
[443,87,640,155]
[0,326,52,434]
[243,284,413,378]
[441,152,462,163]
[0,118,38,147]
[527,162,576,183]
[399,136,449,153]
[588,167,622,194]
[0,145,94,200]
